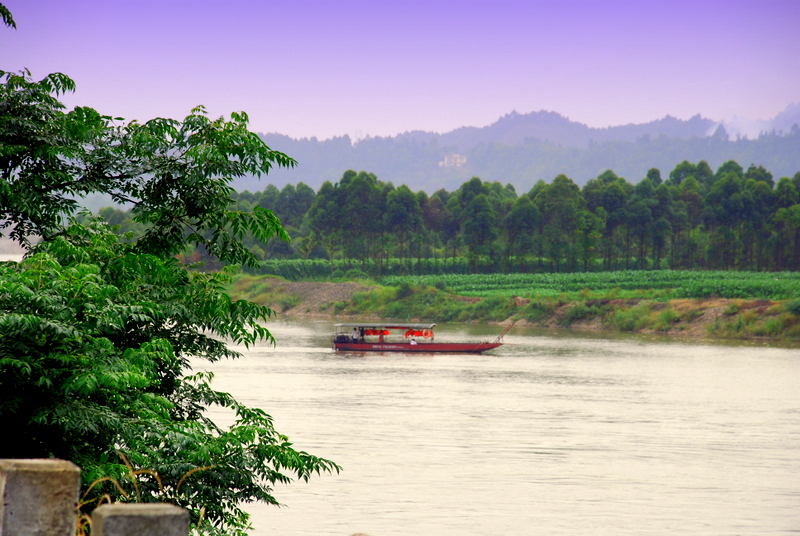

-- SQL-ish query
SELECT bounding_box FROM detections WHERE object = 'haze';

[2,0,799,140]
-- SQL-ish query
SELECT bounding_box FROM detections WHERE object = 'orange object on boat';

[332,322,504,353]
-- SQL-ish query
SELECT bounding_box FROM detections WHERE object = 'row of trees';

[223,160,800,274]
[100,160,800,274]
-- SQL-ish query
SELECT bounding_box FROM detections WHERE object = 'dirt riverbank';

[260,280,378,317]
[234,279,798,341]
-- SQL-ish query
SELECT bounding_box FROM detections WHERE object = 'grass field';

[379,271,800,300]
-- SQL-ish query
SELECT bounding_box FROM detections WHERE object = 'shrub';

[351,291,369,305]
[723,303,740,315]
[561,302,600,326]
[466,295,513,322]
[345,268,370,280]
[764,318,784,336]
[653,308,679,331]
[278,294,301,311]
[609,304,651,331]
[370,286,398,305]
[383,300,410,320]
[522,299,554,323]
[396,281,414,299]
[785,299,800,316]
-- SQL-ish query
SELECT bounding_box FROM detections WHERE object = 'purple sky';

[3,0,799,140]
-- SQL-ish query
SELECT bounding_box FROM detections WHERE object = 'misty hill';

[725,102,800,140]
[234,108,800,193]
[395,110,716,150]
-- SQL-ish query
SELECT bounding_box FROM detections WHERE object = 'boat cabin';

[331,322,504,353]
[333,322,436,344]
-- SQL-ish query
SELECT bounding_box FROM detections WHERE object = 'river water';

[203,320,800,536]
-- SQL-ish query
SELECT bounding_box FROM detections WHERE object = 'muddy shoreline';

[232,279,799,342]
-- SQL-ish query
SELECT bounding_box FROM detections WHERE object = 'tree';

[715,160,743,180]
[502,194,539,271]
[646,168,662,186]
[743,178,775,268]
[583,173,630,270]
[274,182,316,229]
[745,164,774,188]
[534,174,587,271]
[695,160,715,191]
[0,3,15,28]
[1,70,290,267]
[340,171,386,264]
[667,160,697,186]
[1,66,337,534]
[631,178,657,263]
[462,193,497,270]
[775,177,799,209]
[306,179,345,270]
[384,185,422,268]
[704,172,746,268]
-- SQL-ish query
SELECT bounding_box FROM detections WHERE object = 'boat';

[331,322,507,353]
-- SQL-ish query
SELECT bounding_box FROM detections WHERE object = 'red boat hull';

[333,342,502,353]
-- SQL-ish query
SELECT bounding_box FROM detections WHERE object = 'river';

[202,320,800,536]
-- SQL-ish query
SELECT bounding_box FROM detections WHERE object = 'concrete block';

[92,503,189,536]
[0,458,81,536]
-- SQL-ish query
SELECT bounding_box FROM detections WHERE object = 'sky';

[2,0,800,140]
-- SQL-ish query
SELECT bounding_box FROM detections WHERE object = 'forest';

[99,159,800,277]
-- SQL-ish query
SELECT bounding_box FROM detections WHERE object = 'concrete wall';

[0,459,188,536]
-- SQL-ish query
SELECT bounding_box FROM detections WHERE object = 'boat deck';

[333,341,502,353]
[332,322,505,354]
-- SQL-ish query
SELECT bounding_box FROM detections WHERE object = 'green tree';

[695,160,715,192]
[502,194,539,271]
[0,66,337,534]
[0,70,290,267]
[745,164,774,188]
[715,160,744,180]
[625,181,654,270]
[775,177,799,209]
[704,172,746,268]
[257,184,281,213]
[534,174,587,271]
[275,182,316,229]
[307,179,346,270]
[582,172,630,270]
[462,193,497,270]
[646,168,662,186]
[441,204,462,270]
[774,204,800,269]
[667,160,697,186]
[340,171,386,265]
[384,185,423,268]
[743,178,775,269]
[0,3,15,28]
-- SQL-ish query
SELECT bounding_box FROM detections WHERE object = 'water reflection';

[203,320,800,536]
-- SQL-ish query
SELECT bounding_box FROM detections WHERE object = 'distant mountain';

[724,102,800,140]
[235,109,800,194]
[771,102,800,133]
[396,110,717,151]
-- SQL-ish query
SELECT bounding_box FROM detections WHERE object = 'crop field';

[379,271,800,300]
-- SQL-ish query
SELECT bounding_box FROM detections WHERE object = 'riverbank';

[227,275,800,341]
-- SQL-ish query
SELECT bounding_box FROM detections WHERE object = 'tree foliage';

[0,69,291,266]
[0,221,338,532]
[0,3,14,28]
[0,64,337,534]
